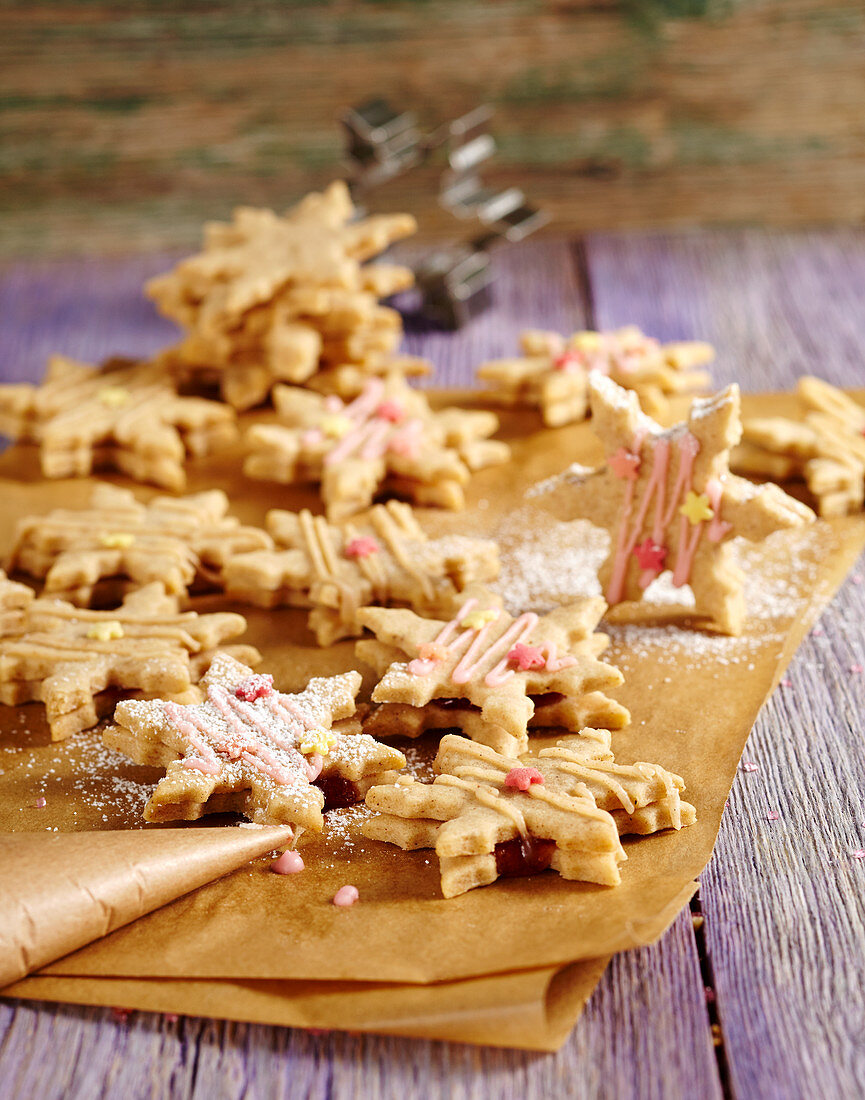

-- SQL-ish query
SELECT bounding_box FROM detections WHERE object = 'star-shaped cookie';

[540,375,815,634]
[8,483,273,606]
[477,326,714,425]
[0,570,33,636]
[244,375,509,521]
[734,376,865,516]
[0,354,237,490]
[147,181,419,409]
[224,501,500,645]
[354,593,627,755]
[0,583,257,740]
[106,653,405,829]
[362,731,696,897]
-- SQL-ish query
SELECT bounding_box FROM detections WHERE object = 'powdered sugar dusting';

[489,505,606,614]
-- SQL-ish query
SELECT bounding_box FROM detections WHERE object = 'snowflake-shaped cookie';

[244,376,509,521]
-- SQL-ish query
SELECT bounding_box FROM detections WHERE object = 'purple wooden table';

[2,233,865,1099]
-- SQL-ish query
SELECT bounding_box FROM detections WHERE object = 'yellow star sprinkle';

[572,332,604,353]
[679,491,714,525]
[86,620,125,641]
[98,532,136,549]
[461,608,499,631]
[320,414,352,439]
[299,728,337,756]
[97,386,130,408]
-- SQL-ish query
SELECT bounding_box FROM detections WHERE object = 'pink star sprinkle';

[507,642,547,671]
[234,674,274,702]
[504,767,544,791]
[345,536,379,559]
[388,431,420,459]
[767,811,780,821]
[418,641,449,662]
[633,537,668,572]
[164,1013,180,1024]
[780,679,792,688]
[34,797,46,808]
[552,349,583,371]
[609,447,641,480]
[852,849,865,860]
[811,627,824,636]
[851,664,863,674]
[742,761,759,773]
[853,574,863,585]
[376,399,405,423]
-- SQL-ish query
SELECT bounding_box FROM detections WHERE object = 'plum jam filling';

[494,836,555,877]
[316,774,361,809]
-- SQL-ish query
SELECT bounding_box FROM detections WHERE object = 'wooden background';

[3,229,865,1098]
[2,0,865,258]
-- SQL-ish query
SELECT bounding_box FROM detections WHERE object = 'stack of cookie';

[147,181,428,410]
[733,375,865,515]
[243,374,510,520]
[106,652,405,827]
[224,500,500,645]
[0,582,258,741]
[477,325,714,426]
[363,731,696,897]
[0,354,238,491]
[355,594,630,757]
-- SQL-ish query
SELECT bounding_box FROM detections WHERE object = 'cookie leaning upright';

[362,731,695,897]
[146,181,422,409]
[0,355,237,491]
[539,376,815,635]
[244,374,509,521]
[355,593,628,756]
[106,652,405,829]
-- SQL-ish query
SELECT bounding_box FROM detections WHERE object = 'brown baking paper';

[0,826,293,989]
[4,956,611,1052]
[1,392,863,1024]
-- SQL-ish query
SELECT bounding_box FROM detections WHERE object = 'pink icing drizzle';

[540,643,578,673]
[407,599,573,688]
[333,885,359,907]
[705,477,733,542]
[387,418,422,459]
[607,430,726,602]
[324,379,394,466]
[171,676,323,784]
[271,850,305,874]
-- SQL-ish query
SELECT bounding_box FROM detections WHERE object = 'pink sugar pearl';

[271,850,305,875]
[333,885,359,907]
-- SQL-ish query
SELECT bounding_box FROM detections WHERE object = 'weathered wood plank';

[1,1,864,256]
[0,911,719,1100]
[587,227,865,1099]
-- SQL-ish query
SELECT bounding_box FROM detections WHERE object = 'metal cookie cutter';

[341,99,549,327]
[340,99,424,190]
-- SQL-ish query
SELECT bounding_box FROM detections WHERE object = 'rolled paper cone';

[0,826,294,989]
